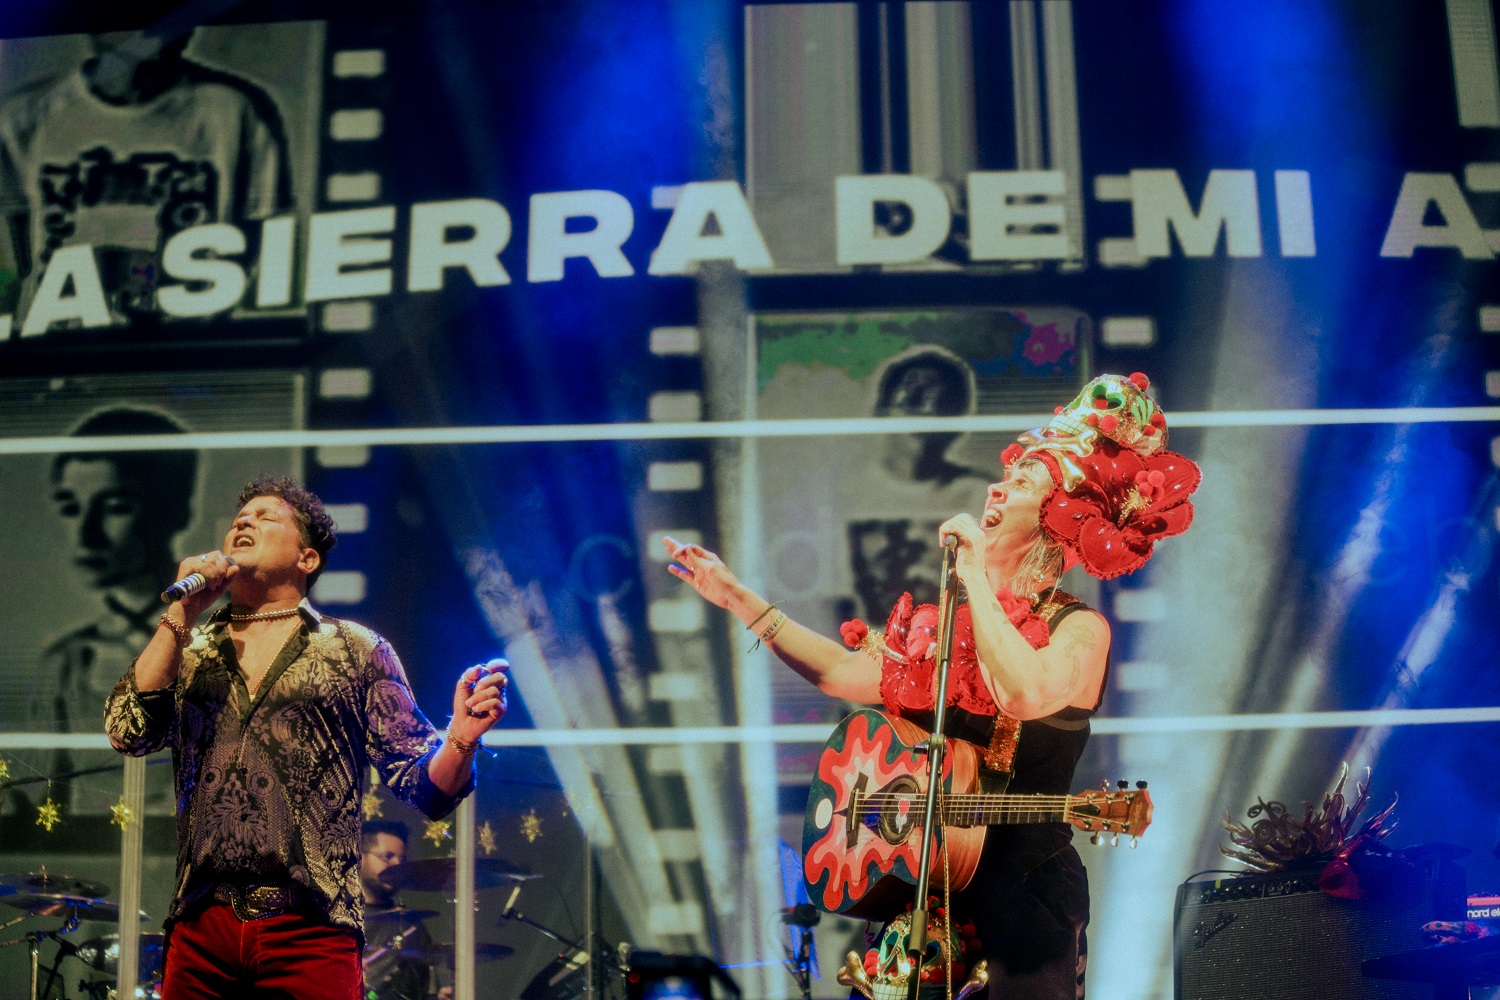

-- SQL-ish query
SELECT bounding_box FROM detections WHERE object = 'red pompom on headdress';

[839,618,869,648]
[1003,373,1201,580]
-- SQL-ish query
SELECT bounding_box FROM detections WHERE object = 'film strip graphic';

[298,25,397,611]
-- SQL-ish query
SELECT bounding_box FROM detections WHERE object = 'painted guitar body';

[802,709,1152,920]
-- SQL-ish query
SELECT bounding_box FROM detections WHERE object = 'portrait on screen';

[0,21,324,330]
[0,371,304,816]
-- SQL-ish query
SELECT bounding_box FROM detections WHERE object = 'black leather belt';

[212,883,303,921]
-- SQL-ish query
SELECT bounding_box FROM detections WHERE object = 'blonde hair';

[997,457,1064,598]
[1006,531,1065,600]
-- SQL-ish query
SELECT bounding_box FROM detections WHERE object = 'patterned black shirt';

[105,601,472,932]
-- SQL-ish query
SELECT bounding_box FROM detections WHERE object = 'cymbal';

[0,871,109,898]
[395,942,514,965]
[365,907,440,924]
[378,858,535,893]
[74,933,167,978]
[1,894,140,922]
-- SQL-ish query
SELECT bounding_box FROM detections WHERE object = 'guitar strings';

[856,794,1076,803]
[850,792,1136,823]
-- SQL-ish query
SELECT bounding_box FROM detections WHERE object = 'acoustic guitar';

[802,709,1153,919]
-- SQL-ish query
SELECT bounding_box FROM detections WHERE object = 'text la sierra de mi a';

[11,168,1492,338]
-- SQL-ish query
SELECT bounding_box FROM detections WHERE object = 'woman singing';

[665,372,1201,999]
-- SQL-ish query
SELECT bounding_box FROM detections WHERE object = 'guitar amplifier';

[1174,856,1466,1000]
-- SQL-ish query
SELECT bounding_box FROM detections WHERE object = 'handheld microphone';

[943,533,959,550]
[161,574,206,604]
[160,557,235,604]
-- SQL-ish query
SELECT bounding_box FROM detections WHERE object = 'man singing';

[106,476,508,999]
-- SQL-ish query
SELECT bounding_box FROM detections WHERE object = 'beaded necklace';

[229,606,301,624]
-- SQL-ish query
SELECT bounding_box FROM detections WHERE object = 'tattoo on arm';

[1053,624,1099,700]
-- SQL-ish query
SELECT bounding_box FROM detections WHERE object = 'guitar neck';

[937,794,1074,827]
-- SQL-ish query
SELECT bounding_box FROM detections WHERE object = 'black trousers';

[951,828,1089,1000]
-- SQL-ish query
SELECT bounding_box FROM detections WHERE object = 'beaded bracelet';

[447,732,481,755]
[158,614,192,646]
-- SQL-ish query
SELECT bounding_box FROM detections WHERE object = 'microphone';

[161,574,206,603]
[160,557,235,603]
[943,533,959,550]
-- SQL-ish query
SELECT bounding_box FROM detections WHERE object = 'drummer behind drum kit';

[366,856,530,990]
[0,869,159,1000]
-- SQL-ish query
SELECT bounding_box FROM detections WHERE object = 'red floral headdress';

[998,372,1201,580]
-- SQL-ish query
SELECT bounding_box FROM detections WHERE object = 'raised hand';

[449,659,509,744]
[662,536,741,609]
[937,512,988,574]
[173,550,239,622]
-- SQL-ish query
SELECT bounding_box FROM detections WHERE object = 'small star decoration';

[109,797,134,830]
[520,808,542,844]
[423,818,452,846]
[361,788,384,820]
[35,796,61,832]
[478,821,496,855]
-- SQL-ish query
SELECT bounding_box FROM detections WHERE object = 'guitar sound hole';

[876,775,921,845]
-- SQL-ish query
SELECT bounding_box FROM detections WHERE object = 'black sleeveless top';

[898,601,1103,796]
[883,601,1102,989]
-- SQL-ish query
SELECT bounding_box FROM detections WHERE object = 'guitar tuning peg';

[1100,779,1110,790]
[1130,837,1139,849]
[1117,779,1128,789]
[1089,832,1102,846]
[1110,834,1119,847]
[1136,780,1148,790]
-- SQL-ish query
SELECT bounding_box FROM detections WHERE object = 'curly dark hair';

[235,476,337,588]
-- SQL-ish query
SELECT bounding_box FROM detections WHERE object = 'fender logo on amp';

[1192,911,1238,950]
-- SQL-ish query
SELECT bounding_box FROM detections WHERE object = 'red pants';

[161,902,362,1000]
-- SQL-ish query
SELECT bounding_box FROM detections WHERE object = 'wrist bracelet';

[745,602,777,631]
[759,610,788,643]
[447,732,480,755]
[158,614,192,646]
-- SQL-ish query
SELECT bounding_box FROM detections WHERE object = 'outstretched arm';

[939,514,1110,719]
[662,536,881,704]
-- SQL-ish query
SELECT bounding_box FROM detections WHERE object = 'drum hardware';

[0,921,80,1000]
[394,941,514,965]
[780,904,820,1000]
[0,871,111,900]
[364,907,441,924]
[0,892,154,1000]
[377,857,536,893]
[74,932,167,979]
[3,894,140,923]
[506,885,631,1000]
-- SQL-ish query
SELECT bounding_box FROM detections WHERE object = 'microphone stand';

[904,536,962,1000]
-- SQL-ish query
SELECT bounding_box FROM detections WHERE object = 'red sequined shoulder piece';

[878,589,1055,719]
